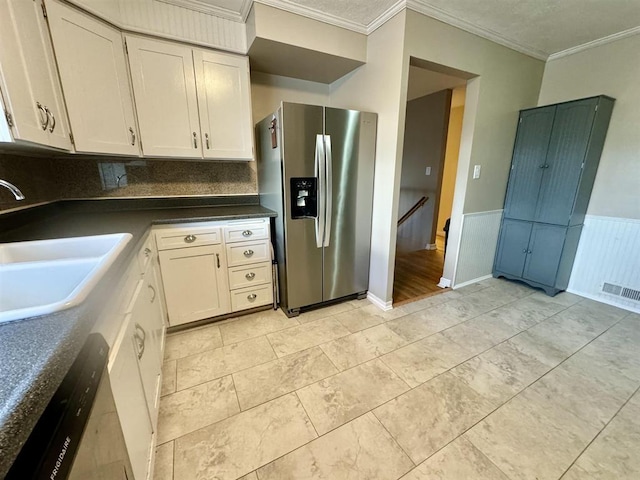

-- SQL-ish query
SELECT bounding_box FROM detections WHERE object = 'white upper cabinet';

[46,0,140,155]
[125,35,202,158]
[0,0,71,150]
[194,50,253,160]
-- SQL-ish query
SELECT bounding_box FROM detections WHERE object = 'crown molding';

[366,0,405,34]
[253,0,368,34]
[157,0,252,22]
[548,25,640,61]
[406,0,548,60]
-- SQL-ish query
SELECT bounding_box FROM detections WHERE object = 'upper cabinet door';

[194,50,254,160]
[535,98,598,225]
[0,0,71,150]
[46,0,140,155]
[125,36,202,158]
[503,106,555,221]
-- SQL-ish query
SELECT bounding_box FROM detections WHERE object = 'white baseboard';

[437,277,452,288]
[425,243,438,250]
[452,274,493,289]
[367,291,393,311]
[566,288,640,314]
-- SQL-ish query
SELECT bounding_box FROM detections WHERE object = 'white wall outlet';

[425,166,431,175]
[473,164,481,179]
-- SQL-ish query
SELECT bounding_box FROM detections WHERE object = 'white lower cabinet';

[110,314,155,480]
[155,217,273,326]
[108,235,166,480]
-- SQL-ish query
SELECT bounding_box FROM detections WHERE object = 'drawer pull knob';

[144,247,152,257]
[184,234,197,243]
[245,272,256,280]
[243,249,254,257]
[242,230,253,237]
[247,293,257,301]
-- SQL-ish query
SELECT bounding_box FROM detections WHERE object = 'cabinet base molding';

[166,304,275,334]
[493,271,561,297]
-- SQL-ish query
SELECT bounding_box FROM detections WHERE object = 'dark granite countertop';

[0,195,276,477]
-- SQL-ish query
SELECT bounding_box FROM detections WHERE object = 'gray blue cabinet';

[494,95,614,295]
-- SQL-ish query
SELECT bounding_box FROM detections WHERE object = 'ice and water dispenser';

[290,177,317,219]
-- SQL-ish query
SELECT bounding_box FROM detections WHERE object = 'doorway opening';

[393,64,467,305]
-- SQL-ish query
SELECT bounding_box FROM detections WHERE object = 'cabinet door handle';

[144,247,152,257]
[205,133,210,149]
[44,107,56,133]
[129,127,136,145]
[522,249,528,253]
[216,253,220,268]
[36,102,48,130]
[134,323,146,359]
[243,249,254,257]
[148,284,156,303]
[245,272,256,280]
[242,230,253,237]
[247,293,257,301]
[193,131,198,148]
[528,250,533,254]
[184,234,197,243]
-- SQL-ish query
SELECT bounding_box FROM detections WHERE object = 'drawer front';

[156,226,222,250]
[228,262,271,290]
[226,241,270,266]
[224,220,269,244]
[231,284,273,312]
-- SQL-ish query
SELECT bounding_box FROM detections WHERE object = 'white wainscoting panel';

[453,210,503,287]
[568,215,640,313]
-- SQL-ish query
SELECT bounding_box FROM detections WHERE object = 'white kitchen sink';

[0,233,132,324]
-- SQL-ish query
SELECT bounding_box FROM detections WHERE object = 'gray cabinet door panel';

[523,224,566,286]
[503,106,555,221]
[535,98,597,225]
[494,219,532,277]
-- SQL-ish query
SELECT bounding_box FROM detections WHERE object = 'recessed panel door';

[523,223,566,286]
[126,36,201,158]
[323,108,376,301]
[535,98,598,225]
[494,219,532,277]
[503,106,555,221]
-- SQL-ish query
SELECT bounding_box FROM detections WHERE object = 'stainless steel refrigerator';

[257,102,377,316]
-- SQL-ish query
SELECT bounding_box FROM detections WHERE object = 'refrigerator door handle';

[315,134,325,248]
[323,135,333,247]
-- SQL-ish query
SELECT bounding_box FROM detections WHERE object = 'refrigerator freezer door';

[281,103,325,311]
[323,108,377,301]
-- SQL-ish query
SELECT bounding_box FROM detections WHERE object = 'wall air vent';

[602,282,640,303]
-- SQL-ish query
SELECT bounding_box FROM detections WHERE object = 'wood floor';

[393,237,446,305]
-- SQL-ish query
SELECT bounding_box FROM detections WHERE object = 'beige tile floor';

[153,278,640,480]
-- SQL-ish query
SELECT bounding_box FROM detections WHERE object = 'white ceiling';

[161,0,640,59]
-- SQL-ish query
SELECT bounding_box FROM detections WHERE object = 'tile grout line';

[370,410,417,468]
[557,383,640,480]
[294,391,320,438]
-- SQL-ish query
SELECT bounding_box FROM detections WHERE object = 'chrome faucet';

[0,179,25,200]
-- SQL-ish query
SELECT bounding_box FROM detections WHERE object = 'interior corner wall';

[328,11,408,305]
[250,72,331,123]
[404,11,545,290]
[538,34,640,311]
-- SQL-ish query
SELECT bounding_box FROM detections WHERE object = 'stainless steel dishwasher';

[7,333,133,479]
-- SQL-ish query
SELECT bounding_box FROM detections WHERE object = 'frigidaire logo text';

[50,436,71,479]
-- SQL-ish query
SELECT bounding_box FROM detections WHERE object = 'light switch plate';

[425,166,431,175]
[473,165,481,179]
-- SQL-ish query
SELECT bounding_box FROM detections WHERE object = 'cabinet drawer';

[224,220,269,243]
[228,262,271,290]
[226,241,270,266]
[231,284,273,312]
[156,226,221,250]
